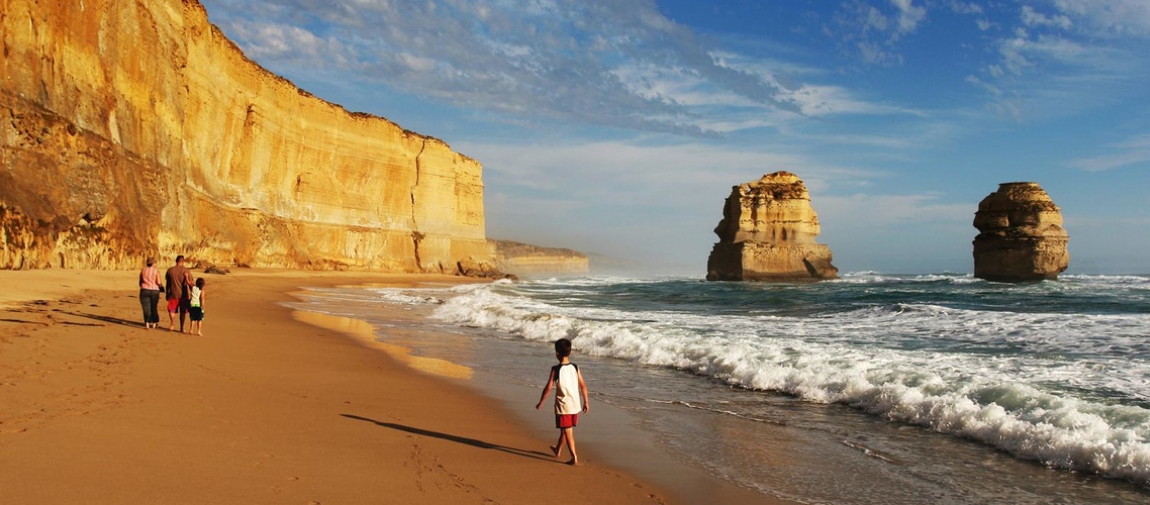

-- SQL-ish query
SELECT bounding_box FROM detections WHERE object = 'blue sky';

[199,0,1150,275]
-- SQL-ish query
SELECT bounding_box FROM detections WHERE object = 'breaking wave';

[428,279,1150,486]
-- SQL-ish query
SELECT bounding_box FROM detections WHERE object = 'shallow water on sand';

[287,273,1150,504]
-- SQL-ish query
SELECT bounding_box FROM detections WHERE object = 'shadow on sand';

[0,318,48,326]
[63,311,142,328]
[340,414,558,463]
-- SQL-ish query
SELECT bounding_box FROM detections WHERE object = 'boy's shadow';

[340,414,557,463]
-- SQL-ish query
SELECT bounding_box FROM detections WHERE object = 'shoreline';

[0,269,681,504]
[286,281,791,505]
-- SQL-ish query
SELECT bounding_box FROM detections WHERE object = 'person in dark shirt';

[164,255,194,333]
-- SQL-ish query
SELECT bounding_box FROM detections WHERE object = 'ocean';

[288,273,1150,504]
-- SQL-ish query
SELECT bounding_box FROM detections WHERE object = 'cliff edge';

[706,171,838,281]
[0,0,493,273]
[491,240,589,276]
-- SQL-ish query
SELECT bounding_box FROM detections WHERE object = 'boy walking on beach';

[535,338,589,465]
[188,278,206,336]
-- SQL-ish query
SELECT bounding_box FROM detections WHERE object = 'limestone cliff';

[706,172,838,281]
[0,0,494,273]
[972,182,1069,282]
[491,240,589,276]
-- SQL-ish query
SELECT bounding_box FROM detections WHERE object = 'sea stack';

[972,182,1069,282]
[706,171,838,281]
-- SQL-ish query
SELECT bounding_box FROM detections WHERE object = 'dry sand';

[0,268,788,504]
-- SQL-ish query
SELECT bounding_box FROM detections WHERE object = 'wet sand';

[0,269,788,504]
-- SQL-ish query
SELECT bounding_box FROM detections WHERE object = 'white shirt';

[553,363,582,415]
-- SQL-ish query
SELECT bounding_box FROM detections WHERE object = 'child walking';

[188,278,206,336]
[535,338,589,465]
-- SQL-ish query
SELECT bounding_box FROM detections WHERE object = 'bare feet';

[550,445,561,457]
[196,331,202,336]
[567,458,579,466]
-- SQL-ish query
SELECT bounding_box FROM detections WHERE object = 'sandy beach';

[0,269,786,504]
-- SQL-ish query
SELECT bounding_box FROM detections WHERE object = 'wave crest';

[432,284,1150,486]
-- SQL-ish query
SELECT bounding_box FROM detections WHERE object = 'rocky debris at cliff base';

[202,263,230,275]
[455,257,516,280]
[972,182,1069,282]
[706,171,838,282]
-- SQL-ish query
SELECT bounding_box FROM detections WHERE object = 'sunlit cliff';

[0,0,493,273]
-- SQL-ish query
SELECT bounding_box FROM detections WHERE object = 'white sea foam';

[366,288,443,305]
[527,275,658,288]
[429,282,1150,485]
[1063,274,1150,285]
[833,272,980,285]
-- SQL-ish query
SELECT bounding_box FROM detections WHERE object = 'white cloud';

[202,0,825,136]
[820,193,971,225]
[857,40,900,65]
[222,21,351,65]
[944,0,991,31]
[1065,134,1150,171]
[784,84,906,116]
[396,53,436,72]
[891,0,928,34]
[832,0,927,65]
[949,1,984,15]
[968,1,1149,121]
[1021,6,1072,30]
[866,6,889,31]
[1050,0,1150,37]
[995,28,1099,76]
[706,52,915,117]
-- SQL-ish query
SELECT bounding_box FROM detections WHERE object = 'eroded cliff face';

[0,0,493,273]
[491,240,589,276]
[972,182,1069,282]
[706,171,838,281]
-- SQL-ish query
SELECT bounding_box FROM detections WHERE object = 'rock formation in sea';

[0,0,495,274]
[972,182,1069,282]
[491,240,590,276]
[706,172,838,281]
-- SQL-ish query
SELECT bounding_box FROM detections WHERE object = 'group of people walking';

[138,255,206,334]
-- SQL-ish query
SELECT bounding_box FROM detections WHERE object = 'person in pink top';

[138,257,163,329]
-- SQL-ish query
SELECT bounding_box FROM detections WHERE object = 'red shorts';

[167,297,188,313]
[555,414,579,429]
